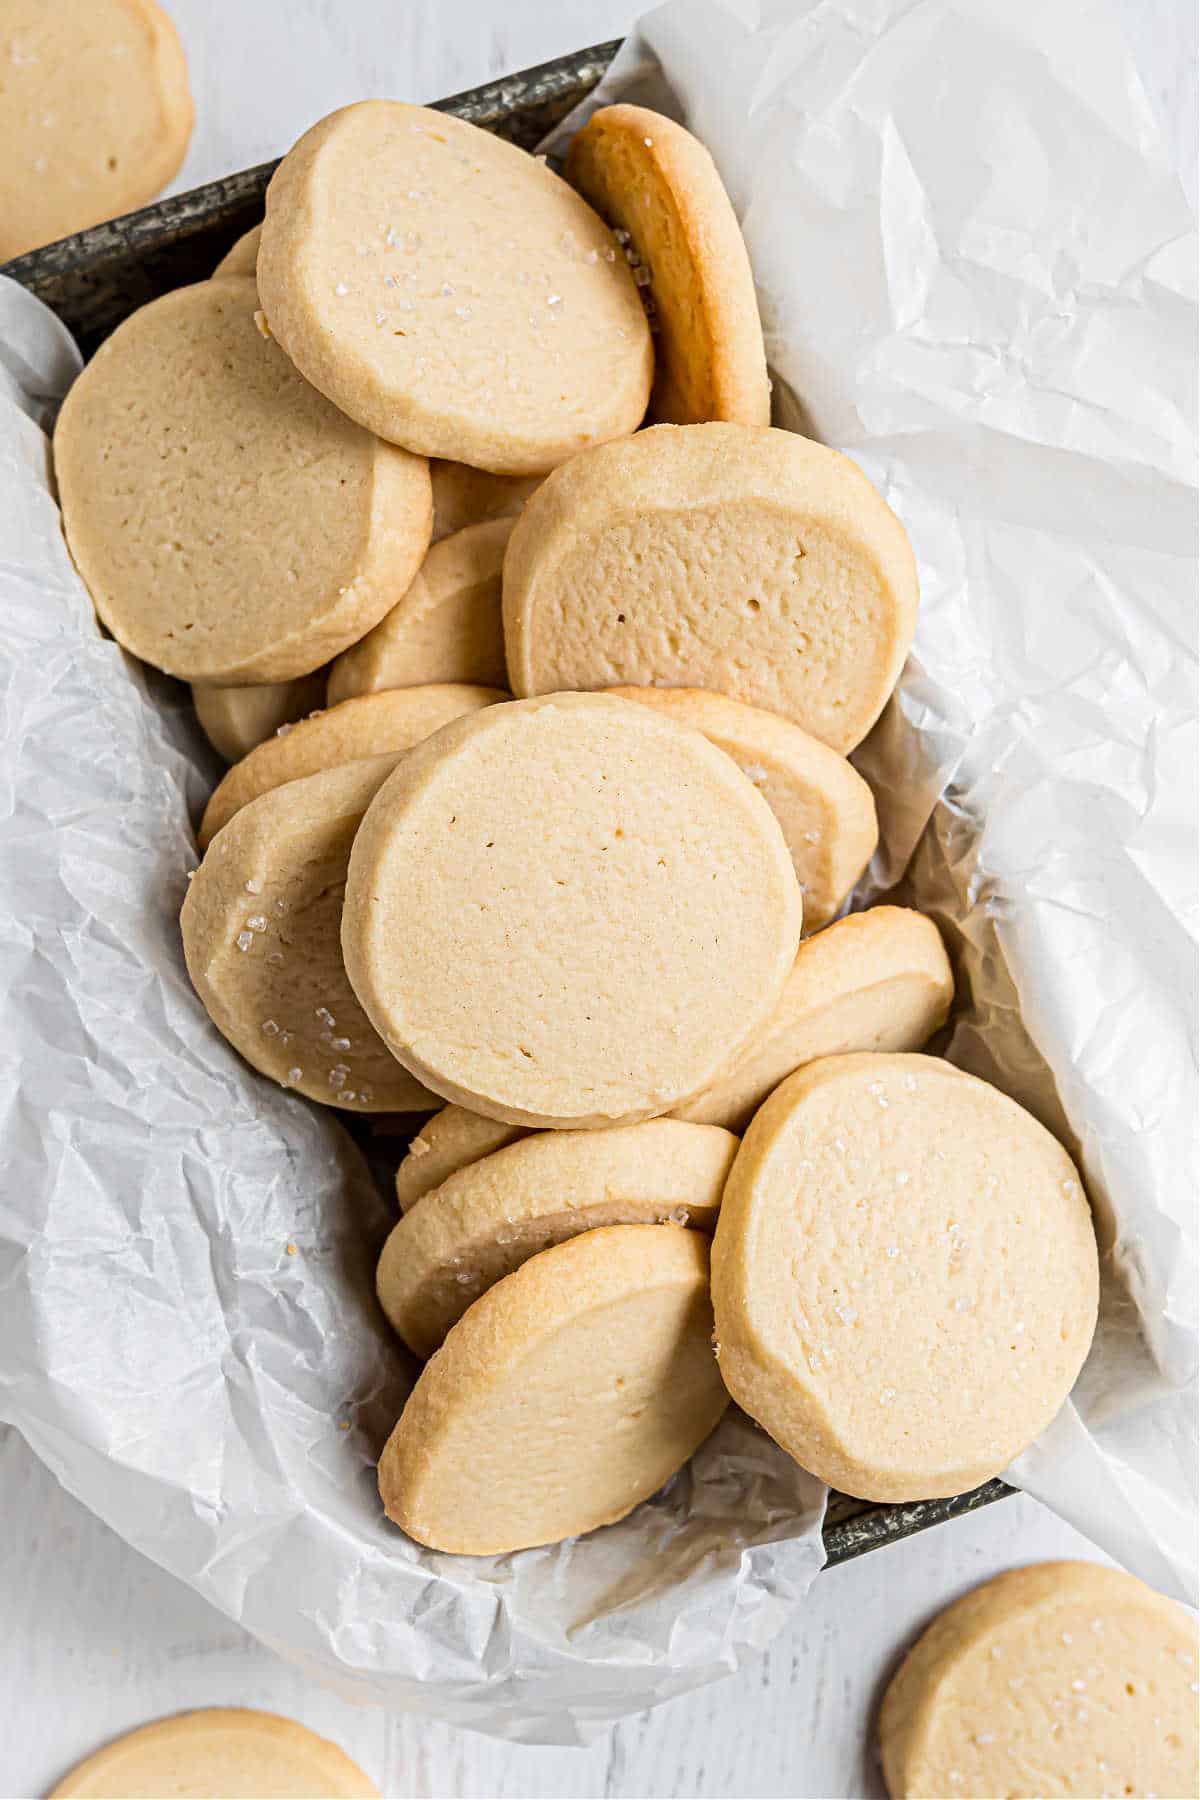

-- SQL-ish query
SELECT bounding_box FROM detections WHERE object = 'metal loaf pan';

[1,38,1012,1569]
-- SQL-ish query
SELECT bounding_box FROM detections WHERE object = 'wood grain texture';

[1,1,1189,1795]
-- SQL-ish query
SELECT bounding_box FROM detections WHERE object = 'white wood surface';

[3,2,1190,1795]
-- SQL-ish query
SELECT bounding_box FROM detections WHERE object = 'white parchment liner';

[1,0,1195,1744]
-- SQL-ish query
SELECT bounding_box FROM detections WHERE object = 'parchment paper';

[1,0,1195,1745]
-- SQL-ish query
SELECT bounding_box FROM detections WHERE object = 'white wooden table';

[2,2,1190,1794]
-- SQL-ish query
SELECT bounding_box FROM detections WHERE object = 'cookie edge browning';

[378,1223,729,1554]
[877,1561,1198,1798]
[341,691,803,1128]
[257,102,654,475]
[377,1117,739,1356]
[566,103,770,427]
[501,422,920,753]
[711,1052,1099,1500]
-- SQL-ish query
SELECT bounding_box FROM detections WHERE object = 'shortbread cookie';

[879,1562,1199,1800]
[327,523,511,706]
[380,1224,728,1553]
[611,687,877,929]
[342,692,802,1128]
[182,757,433,1113]
[198,683,505,848]
[192,672,326,764]
[213,221,262,277]
[55,278,432,682]
[431,461,540,541]
[0,0,193,262]
[50,1707,378,1799]
[395,1107,530,1212]
[379,1119,737,1356]
[674,908,952,1131]
[257,102,653,474]
[503,423,919,753]
[711,1053,1098,1500]
[566,104,769,427]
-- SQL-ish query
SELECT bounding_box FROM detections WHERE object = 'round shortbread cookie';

[879,1562,1199,1800]
[610,687,877,930]
[0,0,193,262]
[55,278,432,683]
[49,1706,378,1799]
[198,683,505,849]
[192,672,327,764]
[396,1107,530,1212]
[379,1223,729,1553]
[256,102,653,474]
[342,692,803,1128]
[431,460,540,541]
[327,521,512,706]
[503,422,919,753]
[711,1052,1099,1500]
[674,907,953,1131]
[212,221,262,277]
[565,104,769,427]
[182,757,433,1113]
[378,1119,738,1356]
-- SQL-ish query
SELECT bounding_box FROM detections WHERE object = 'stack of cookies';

[52,100,1100,1565]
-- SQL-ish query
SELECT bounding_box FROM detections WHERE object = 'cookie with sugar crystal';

[257,102,653,475]
[327,522,512,706]
[0,0,193,261]
[566,104,769,427]
[673,907,952,1131]
[212,222,261,277]
[430,461,540,542]
[610,687,877,930]
[55,278,432,683]
[182,757,434,1113]
[879,1562,1199,1799]
[503,423,919,753]
[342,692,802,1128]
[198,683,505,848]
[50,1706,378,1799]
[192,672,327,764]
[378,1118,737,1356]
[396,1107,530,1213]
[379,1224,729,1554]
[711,1052,1098,1500]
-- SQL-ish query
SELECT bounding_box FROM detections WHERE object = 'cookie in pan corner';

[566,103,769,426]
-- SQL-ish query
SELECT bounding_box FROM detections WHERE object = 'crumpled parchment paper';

[1,0,1195,1746]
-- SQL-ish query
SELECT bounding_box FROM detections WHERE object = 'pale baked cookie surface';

[198,683,505,848]
[327,521,512,705]
[711,1052,1098,1500]
[430,460,540,541]
[192,672,326,764]
[879,1562,1199,1800]
[378,1119,738,1356]
[55,278,432,683]
[610,687,877,929]
[257,102,653,474]
[503,423,919,752]
[212,221,262,277]
[0,0,193,261]
[49,1706,378,1799]
[566,104,769,426]
[673,907,953,1131]
[396,1106,530,1212]
[379,1224,729,1554]
[182,757,433,1113]
[342,692,802,1128]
